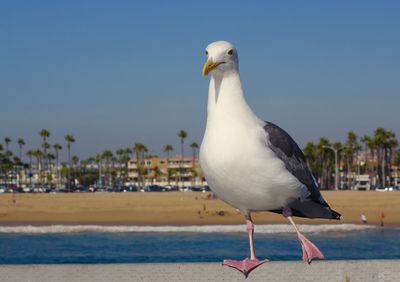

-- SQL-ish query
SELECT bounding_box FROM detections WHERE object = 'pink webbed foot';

[298,233,324,264]
[223,258,268,277]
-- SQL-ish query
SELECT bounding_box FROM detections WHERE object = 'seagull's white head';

[202,41,239,77]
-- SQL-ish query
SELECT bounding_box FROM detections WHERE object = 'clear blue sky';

[1,1,399,161]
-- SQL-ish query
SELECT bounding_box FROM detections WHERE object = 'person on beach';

[380,211,385,227]
[360,212,367,224]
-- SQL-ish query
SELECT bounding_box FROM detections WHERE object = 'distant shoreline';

[1,191,399,226]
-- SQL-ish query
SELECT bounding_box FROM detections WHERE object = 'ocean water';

[0,224,399,264]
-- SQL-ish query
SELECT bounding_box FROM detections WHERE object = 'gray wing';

[263,121,341,220]
[263,121,321,201]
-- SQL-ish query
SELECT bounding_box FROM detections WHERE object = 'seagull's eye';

[228,49,233,55]
[205,50,208,56]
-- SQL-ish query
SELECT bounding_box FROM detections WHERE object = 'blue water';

[0,228,399,264]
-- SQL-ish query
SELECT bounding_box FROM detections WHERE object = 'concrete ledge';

[0,260,398,282]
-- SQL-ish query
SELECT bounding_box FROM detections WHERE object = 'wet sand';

[0,191,399,226]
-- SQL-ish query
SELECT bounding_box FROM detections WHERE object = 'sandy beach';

[0,191,399,226]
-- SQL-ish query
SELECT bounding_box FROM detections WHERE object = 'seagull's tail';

[279,199,342,220]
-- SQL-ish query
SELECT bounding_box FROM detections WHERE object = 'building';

[127,155,204,187]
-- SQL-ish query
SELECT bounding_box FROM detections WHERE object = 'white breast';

[200,111,303,214]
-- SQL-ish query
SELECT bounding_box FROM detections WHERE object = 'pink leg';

[223,215,267,277]
[247,217,256,260]
[287,216,324,264]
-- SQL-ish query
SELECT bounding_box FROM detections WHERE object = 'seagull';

[199,41,341,277]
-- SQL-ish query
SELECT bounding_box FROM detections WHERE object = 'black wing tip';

[331,209,342,220]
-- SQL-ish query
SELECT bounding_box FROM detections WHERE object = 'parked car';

[164,185,179,192]
[144,185,165,192]
[202,185,211,192]
[33,187,45,193]
[376,187,393,192]
[378,185,400,192]
[75,186,90,193]
[124,185,139,192]
[95,187,107,192]
[22,187,33,193]
[189,186,204,192]
[180,186,191,192]
[55,187,68,193]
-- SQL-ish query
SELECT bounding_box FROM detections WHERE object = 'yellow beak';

[202,59,224,76]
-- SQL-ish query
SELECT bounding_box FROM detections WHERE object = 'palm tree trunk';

[167,152,170,185]
[180,141,184,187]
[347,158,351,190]
[382,148,386,187]
[67,147,71,192]
[192,148,195,186]
[55,154,59,188]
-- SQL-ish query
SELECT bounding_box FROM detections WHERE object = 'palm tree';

[32,149,44,185]
[17,138,25,160]
[41,142,51,185]
[111,155,118,186]
[4,137,11,152]
[116,148,125,185]
[71,155,79,165]
[303,141,318,176]
[39,129,50,174]
[102,150,113,186]
[26,150,35,186]
[53,144,62,162]
[177,130,187,187]
[395,150,400,167]
[124,148,132,183]
[64,134,75,191]
[344,131,361,189]
[16,138,26,186]
[190,142,199,185]
[64,134,75,162]
[71,155,80,187]
[47,153,55,183]
[53,144,62,187]
[1,139,12,188]
[332,141,345,189]
[316,137,333,189]
[377,129,398,187]
[39,129,50,143]
[140,144,149,185]
[373,128,386,187]
[26,150,34,167]
[95,153,103,187]
[116,148,132,187]
[361,135,371,174]
[133,143,144,162]
[369,128,398,188]
[141,145,149,159]
[163,144,174,185]
[133,143,146,187]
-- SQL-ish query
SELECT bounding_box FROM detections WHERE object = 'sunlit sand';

[0,191,398,226]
